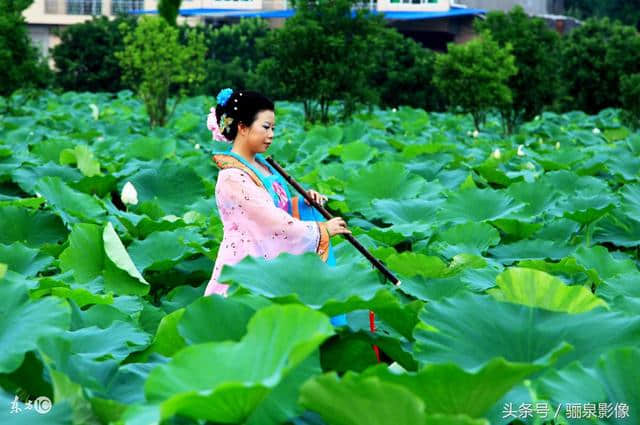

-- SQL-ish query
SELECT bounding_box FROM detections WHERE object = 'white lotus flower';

[517,145,525,156]
[121,181,138,205]
[525,161,535,170]
[392,108,397,113]
[555,142,561,150]
[35,192,42,198]
[491,148,501,159]
[592,128,601,135]
[89,103,99,120]
[194,143,200,150]
[473,129,479,138]
[534,115,540,121]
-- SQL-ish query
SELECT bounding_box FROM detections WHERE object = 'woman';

[204,88,351,324]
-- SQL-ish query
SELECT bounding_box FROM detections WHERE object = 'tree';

[369,26,443,111]
[158,0,182,26]
[433,33,517,131]
[560,18,640,114]
[194,17,270,96]
[475,6,560,133]
[251,0,385,124]
[620,73,640,130]
[116,16,206,127]
[564,0,640,29]
[51,16,135,92]
[0,0,51,100]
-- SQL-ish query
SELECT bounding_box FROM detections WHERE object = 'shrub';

[433,33,517,131]
[475,6,560,132]
[560,18,640,114]
[116,16,206,127]
[51,16,135,93]
[0,0,51,100]
[620,73,640,130]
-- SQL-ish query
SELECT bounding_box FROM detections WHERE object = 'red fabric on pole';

[369,310,381,362]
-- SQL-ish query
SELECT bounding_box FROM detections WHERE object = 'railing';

[111,0,143,14]
[44,0,102,14]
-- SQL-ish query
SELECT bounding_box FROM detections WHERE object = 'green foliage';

[158,0,182,26]
[2,92,640,424]
[620,73,640,130]
[196,17,270,96]
[433,33,517,131]
[475,6,560,133]
[116,16,206,127]
[0,0,51,99]
[560,18,640,114]
[252,0,385,124]
[369,26,443,111]
[51,16,135,93]
[564,0,640,28]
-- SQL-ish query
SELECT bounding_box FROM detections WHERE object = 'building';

[23,0,486,59]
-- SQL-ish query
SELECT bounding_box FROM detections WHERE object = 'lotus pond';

[0,91,639,425]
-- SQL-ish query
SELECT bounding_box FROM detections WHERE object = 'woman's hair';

[215,90,275,142]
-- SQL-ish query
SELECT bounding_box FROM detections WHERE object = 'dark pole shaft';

[265,156,401,286]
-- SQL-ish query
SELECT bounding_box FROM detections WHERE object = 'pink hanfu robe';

[204,152,331,297]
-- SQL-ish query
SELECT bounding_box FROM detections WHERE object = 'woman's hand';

[326,217,352,237]
[305,189,328,206]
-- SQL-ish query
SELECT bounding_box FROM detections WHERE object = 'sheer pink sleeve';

[216,168,330,260]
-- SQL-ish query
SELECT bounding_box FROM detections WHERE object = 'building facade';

[24,0,487,60]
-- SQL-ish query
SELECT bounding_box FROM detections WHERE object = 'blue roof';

[129,6,485,20]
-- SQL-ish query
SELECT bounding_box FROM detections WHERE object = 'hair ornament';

[216,88,233,106]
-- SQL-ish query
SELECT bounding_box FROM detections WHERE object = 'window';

[66,0,102,14]
[111,0,143,14]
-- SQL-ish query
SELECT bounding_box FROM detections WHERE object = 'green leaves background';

[0,92,639,424]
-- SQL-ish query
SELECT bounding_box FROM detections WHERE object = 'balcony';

[45,0,101,14]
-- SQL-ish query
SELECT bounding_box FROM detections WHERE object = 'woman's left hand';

[305,189,328,205]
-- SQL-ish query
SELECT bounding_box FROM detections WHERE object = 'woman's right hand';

[326,217,352,237]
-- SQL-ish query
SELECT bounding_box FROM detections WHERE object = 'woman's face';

[240,109,276,154]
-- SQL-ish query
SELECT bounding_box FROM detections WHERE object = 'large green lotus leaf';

[246,351,322,425]
[489,267,607,313]
[219,252,387,315]
[437,188,524,224]
[535,347,640,424]
[299,372,428,425]
[596,272,640,302]
[343,161,429,211]
[491,219,543,239]
[368,198,443,237]
[538,170,608,197]
[59,223,105,283]
[59,144,101,177]
[0,389,72,425]
[557,194,617,224]
[144,305,334,423]
[534,218,580,242]
[31,137,76,163]
[60,321,150,362]
[128,136,176,160]
[126,161,207,215]
[620,183,640,221]
[127,227,206,271]
[572,245,637,285]
[0,242,53,277]
[0,205,67,247]
[413,293,640,371]
[505,181,558,217]
[129,309,186,361]
[0,263,5,279]
[488,240,574,264]
[398,275,469,303]
[178,295,256,344]
[34,176,105,225]
[593,213,640,248]
[103,222,148,287]
[384,252,448,278]
[12,163,83,193]
[430,222,500,257]
[360,358,542,418]
[329,141,377,164]
[0,279,70,373]
[607,155,640,182]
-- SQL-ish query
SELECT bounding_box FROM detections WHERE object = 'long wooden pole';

[265,155,401,287]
